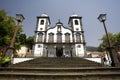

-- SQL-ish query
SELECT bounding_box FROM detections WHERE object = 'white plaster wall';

[85,58,101,63]
[75,44,85,57]
[12,58,34,64]
[61,26,72,42]
[34,44,43,57]
[72,19,82,31]
[37,18,47,31]
[46,25,73,43]
[46,27,57,42]
[16,46,28,57]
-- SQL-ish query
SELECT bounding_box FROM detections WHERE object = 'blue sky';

[0,0,120,46]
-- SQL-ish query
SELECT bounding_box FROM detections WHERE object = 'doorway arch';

[56,48,63,57]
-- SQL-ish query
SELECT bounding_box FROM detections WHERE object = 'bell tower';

[68,14,82,31]
[68,14,86,57]
[33,13,51,57]
[35,13,51,32]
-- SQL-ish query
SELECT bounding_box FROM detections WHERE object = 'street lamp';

[5,14,25,59]
[16,14,25,23]
[98,14,119,67]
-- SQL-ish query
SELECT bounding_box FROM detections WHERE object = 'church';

[32,13,86,57]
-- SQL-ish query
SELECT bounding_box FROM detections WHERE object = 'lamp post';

[5,14,25,58]
[98,14,119,67]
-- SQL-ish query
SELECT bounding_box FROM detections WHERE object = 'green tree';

[113,32,120,51]
[0,10,23,50]
[0,10,15,47]
[98,32,120,51]
[114,32,120,46]
[15,33,27,50]
[17,33,27,45]
[26,36,34,49]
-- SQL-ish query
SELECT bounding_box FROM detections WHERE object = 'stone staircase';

[10,57,102,67]
[0,57,120,80]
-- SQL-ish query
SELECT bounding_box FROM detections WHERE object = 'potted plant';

[0,52,11,67]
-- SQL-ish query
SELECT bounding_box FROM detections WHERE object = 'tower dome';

[40,13,48,17]
[70,13,78,17]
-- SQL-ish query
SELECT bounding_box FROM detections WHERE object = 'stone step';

[10,57,102,67]
[1,57,120,80]
[11,64,101,68]
[12,58,99,64]
[0,71,120,80]
[0,67,120,73]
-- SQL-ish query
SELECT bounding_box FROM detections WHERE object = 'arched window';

[76,33,81,42]
[65,33,70,43]
[57,33,62,43]
[75,20,78,25]
[57,25,61,32]
[40,20,44,25]
[38,33,43,42]
[48,33,54,42]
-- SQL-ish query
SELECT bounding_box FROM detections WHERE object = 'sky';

[0,0,120,47]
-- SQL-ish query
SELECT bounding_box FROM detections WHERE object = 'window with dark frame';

[57,33,62,43]
[40,20,44,25]
[75,20,78,25]
[38,33,43,42]
[65,33,70,43]
[48,33,54,43]
[76,33,81,42]
[57,25,61,32]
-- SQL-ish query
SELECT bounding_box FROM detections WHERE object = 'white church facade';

[32,14,86,57]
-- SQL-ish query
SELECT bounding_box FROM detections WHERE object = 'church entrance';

[56,48,63,57]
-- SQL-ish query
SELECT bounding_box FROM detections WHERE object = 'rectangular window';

[75,20,78,25]
[40,20,44,25]
[38,33,43,42]
[76,33,81,42]
[57,33,62,43]
[48,33,54,43]
[65,33,70,43]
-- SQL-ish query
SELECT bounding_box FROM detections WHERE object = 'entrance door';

[56,48,63,57]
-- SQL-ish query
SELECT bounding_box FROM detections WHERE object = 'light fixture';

[98,14,106,22]
[16,14,25,22]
